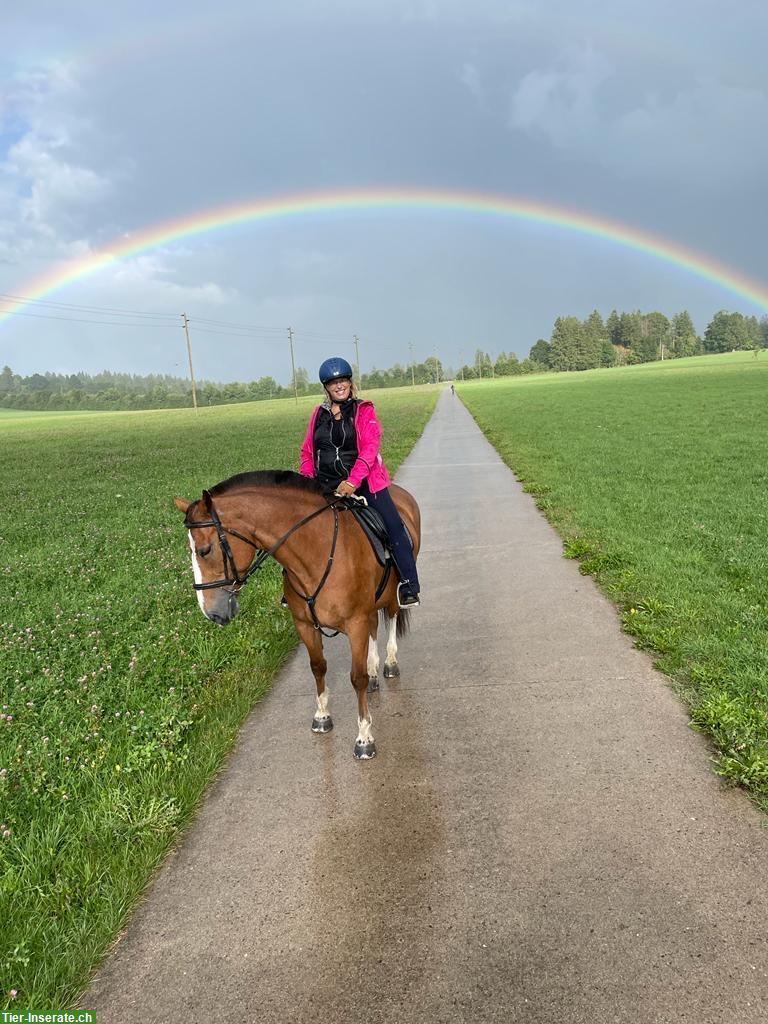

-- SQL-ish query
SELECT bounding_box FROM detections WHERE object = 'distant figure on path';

[299,357,421,607]
[450,383,455,395]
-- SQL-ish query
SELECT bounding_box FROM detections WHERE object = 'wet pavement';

[86,389,768,1023]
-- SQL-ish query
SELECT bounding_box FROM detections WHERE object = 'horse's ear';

[174,497,191,514]
[201,490,213,512]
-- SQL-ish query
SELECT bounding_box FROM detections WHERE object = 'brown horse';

[174,471,421,759]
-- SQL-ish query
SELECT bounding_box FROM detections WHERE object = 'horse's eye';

[197,544,212,558]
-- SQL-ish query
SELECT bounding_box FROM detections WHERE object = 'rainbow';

[2,186,767,322]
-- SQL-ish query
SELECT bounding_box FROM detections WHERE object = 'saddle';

[338,495,390,566]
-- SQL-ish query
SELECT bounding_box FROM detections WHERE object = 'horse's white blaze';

[385,615,398,666]
[367,635,380,678]
[187,532,207,614]
[356,715,374,745]
[315,688,330,719]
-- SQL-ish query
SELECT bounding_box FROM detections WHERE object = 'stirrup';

[397,582,420,609]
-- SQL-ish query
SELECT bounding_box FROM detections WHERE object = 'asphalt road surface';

[86,389,768,1023]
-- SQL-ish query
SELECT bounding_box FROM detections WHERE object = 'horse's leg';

[367,611,380,693]
[349,618,376,760]
[383,612,400,678]
[294,618,333,734]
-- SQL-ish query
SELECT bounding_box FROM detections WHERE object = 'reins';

[185,492,342,636]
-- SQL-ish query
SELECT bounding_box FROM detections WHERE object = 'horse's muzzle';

[204,590,240,626]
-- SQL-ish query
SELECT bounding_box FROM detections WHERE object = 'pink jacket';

[300,400,392,493]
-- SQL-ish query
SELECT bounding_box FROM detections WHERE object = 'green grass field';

[0,409,104,421]
[0,386,438,1010]
[459,351,768,804]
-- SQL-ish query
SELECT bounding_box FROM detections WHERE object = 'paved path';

[87,391,768,1023]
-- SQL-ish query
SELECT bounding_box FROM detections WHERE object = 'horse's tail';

[396,607,411,638]
[380,607,411,638]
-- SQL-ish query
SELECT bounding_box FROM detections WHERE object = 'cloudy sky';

[1,0,766,384]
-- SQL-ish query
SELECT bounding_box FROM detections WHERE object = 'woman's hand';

[334,480,356,497]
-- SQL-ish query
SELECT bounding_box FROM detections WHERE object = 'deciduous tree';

[529,338,551,367]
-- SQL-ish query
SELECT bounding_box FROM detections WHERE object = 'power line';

[190,318,351,341]
[0,307,177,328]
[0,293,358,343]
[189,326,292,340]
[0,292,179,321]
[0,305,362,349]
[189,316,286,332]
[293,328,352,340]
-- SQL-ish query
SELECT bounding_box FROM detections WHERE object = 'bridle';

[185,491,342,635]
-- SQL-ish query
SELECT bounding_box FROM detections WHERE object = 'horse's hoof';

[353,740,377,760]
[367,675,380,693]
[383,663,400,679]
[311,715,333,733]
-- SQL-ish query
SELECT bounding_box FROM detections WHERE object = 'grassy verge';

[458,353,768,805]
[0,386,438,1010]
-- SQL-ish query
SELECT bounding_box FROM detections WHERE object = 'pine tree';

[0,366,15,394]
[581,310,607,369]
[549,317,583,371]
[671,311,701,357]
[617,311,644,351]
[606,309,622,345]
[636,312,669,363]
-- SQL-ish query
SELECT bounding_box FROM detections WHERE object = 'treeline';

[0,367,299,411]
[0,360,449,411]
[0,358,455,411]
[3,309,766,412]
[512,308,767,376]
[359,356,445,389]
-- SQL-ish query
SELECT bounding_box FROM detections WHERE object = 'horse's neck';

[225,488,329,573]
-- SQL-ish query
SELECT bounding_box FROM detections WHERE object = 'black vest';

[313,403,358,488]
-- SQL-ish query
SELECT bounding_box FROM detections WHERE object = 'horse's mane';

[209,470,323,498]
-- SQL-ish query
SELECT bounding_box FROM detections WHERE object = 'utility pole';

[287,326,299,405]
[434,346,440,384]
[181,313,198,411]
[409,342,415,387]
[353,334,360,380]
[477,349,482,380]
[459,350,464,381]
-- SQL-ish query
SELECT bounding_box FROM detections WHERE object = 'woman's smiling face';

[327,377,352,402]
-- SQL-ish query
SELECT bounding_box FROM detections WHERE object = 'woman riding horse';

[300,357,421,608]
[175,357,421,759]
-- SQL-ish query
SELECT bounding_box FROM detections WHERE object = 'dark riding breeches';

[357,482,420,593]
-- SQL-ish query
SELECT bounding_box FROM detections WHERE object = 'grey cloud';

[8,133,112,222]
[0,62,119,260]
[509,43,613,149]
[612,80,768,185]
[509,45,768,187]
